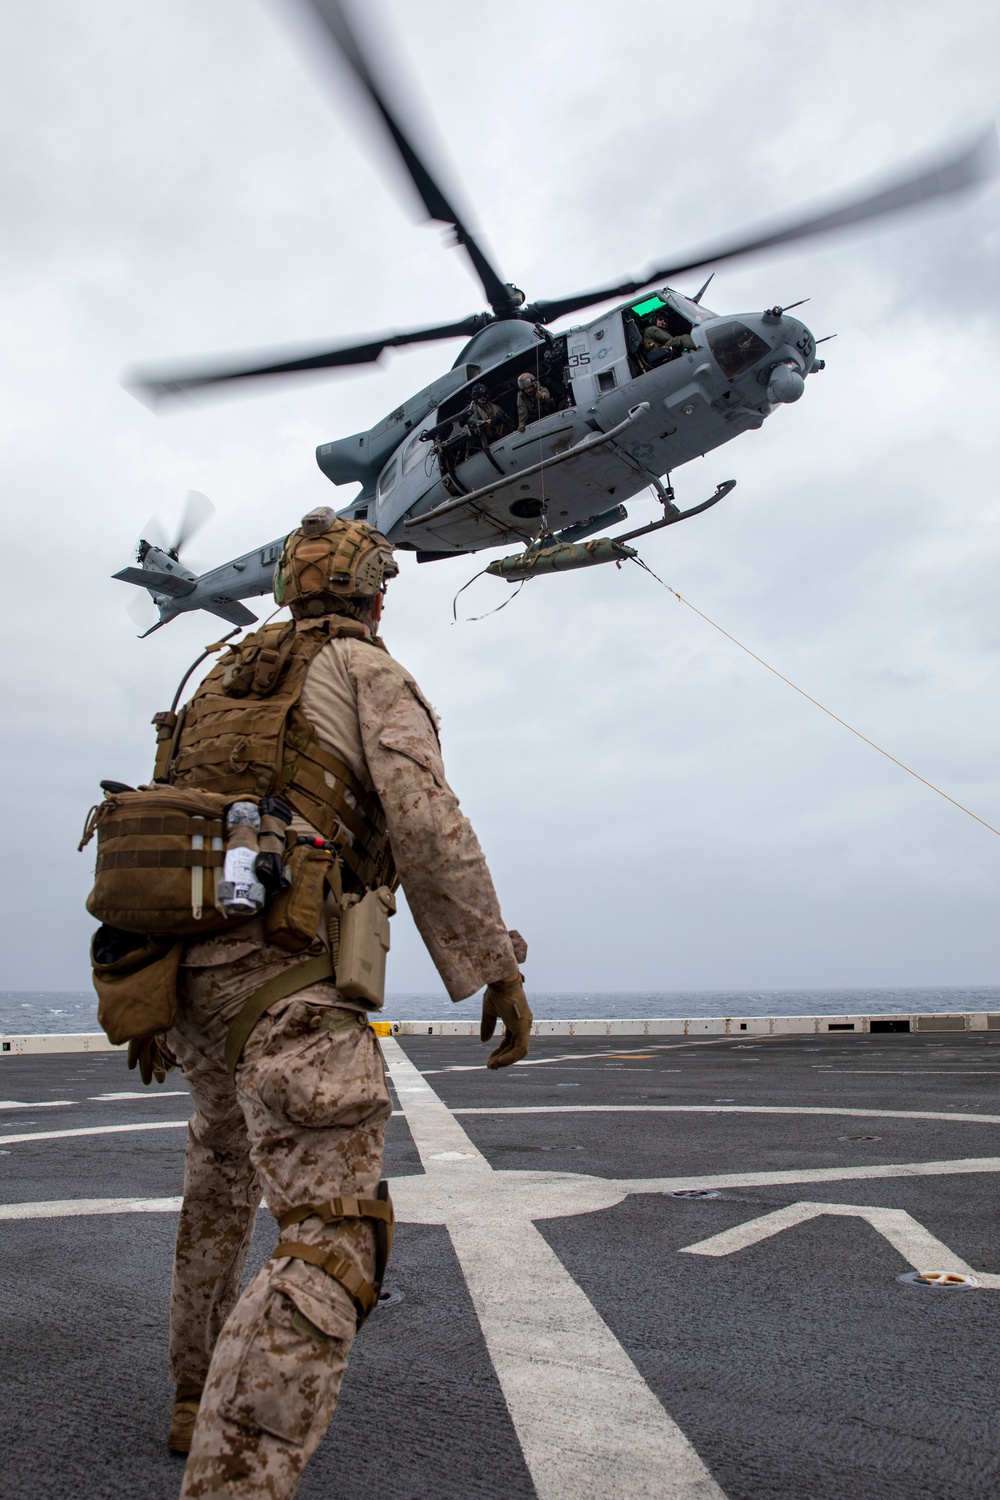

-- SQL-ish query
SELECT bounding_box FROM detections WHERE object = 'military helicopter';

[117,0,998,634]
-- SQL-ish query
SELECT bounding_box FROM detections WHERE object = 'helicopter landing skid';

[484,480,736,584]
[616,478,736,545]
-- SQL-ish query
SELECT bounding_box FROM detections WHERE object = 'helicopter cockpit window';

[706,321,770,379]
[377,455,399,500]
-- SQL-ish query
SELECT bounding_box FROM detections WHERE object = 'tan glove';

[480,974,532,1070]
[127,1035,176,1086]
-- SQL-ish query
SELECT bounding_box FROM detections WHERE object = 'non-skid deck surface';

[1,1031,999,1498]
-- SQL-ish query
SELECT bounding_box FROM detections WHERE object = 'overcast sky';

[2,0,999,999]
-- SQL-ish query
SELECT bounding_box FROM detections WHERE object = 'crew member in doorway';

[516,371,554,432]
[466,384,508,445]
[642,310,696,366]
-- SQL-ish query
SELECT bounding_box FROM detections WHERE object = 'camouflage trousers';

[165,947,391,1499]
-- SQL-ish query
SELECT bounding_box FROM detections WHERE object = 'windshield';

[706,320,770,378]
[630,292,716,325]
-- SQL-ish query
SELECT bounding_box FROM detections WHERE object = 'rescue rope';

[452,569,525,622]
[631,554,1000,841]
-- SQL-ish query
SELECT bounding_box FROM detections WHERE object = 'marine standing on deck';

[150,510,530,1497]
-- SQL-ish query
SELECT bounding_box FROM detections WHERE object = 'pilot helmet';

[517,372,536,390]
[274,507,399,620]
[471,382,488,400]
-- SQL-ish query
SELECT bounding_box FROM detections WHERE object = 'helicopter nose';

[767,362,806,403]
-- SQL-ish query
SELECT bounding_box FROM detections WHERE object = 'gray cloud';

[1,0,998,997]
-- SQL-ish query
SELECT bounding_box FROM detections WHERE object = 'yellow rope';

[633,558,1000,841]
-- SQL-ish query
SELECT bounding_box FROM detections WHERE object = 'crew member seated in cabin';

[516,371,555,432]
[642,310,696,366]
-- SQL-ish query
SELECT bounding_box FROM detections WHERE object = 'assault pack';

[81,618,397,1048]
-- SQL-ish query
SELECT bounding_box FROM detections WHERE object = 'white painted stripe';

[624,1157,1000,1195]
[451,1104,1000,1124]
[0,1196,183,1221]
[0,1120,188,1147]
[0,1100,75,1110]
[90,1091,190,1100]
[382,1037,726,1499]
[0,1093,190,1110]
[678,1201,1000,1290]
[7,1157,1000,1226]
[422,1041,729,1073]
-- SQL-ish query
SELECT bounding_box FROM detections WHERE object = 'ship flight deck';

[1,1023,999,1499]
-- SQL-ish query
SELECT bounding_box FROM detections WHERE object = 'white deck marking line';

[90,1091,190,1100]
[0,1121,189,1147]
[0,1092,190,1111]
[423,1039,735,1073]
[0,1196,184,1220]
[679,1201,1000,1289]
[0,1100,75,1110]
[820,1070,1000,1075]
[7,1158,1000,1225]
[452,1104,1000,1124]
[382,1036,726,1500]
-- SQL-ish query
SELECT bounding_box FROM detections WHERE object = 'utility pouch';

[81,787,243,938]
[336,886,395,1007]
[264,841,334,953]
[90,925,183,1044]
[151,709,179,783]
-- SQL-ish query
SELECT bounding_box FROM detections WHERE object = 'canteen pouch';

[264,841,334,953]
[81,787,241,938]
[91,925,183,1045]
[336,886,395,1008]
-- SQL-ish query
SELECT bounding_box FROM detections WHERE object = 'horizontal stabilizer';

[113,566,196,599]
[203,599,258,627]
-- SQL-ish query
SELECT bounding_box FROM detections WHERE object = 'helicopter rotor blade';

[125,314,486,407]
[171,490,215,554]
[298,0,518,319]
[523,126,999,324]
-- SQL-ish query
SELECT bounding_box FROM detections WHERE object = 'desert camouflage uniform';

[168,625,517,1498]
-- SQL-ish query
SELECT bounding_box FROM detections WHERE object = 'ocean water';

[2,986,998,1035]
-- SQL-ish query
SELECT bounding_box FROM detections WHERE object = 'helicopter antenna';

[691,274,714,304]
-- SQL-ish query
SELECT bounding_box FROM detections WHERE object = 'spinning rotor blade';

[125,313,485,406]
[172,490,215,553]
[300,0,517,319]
[523,127,1000,324]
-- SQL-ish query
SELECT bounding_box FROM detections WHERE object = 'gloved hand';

[480,974,532,1070]
[507,929,528,965]
[127,1035,176,1086]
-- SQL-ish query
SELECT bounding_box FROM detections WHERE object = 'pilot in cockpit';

[642,310,696,366]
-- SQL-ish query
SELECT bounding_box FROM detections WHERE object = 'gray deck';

[1,1030,999,1498]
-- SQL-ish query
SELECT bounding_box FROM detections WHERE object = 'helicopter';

[116,0,998,635]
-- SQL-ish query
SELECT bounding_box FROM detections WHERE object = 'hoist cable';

[631,554,1000,841]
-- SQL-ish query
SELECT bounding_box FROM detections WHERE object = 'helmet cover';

[274,507,399,618]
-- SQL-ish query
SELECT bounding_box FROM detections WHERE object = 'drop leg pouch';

[91,925,183,1045]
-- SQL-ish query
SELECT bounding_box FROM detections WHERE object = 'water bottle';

[217,801,266,916]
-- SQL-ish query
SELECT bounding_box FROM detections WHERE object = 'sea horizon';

[2,985,999,1035]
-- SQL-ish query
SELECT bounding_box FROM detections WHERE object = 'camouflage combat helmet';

[274,507,399,620]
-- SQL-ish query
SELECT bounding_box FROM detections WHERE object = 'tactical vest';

[161,617,395,893]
